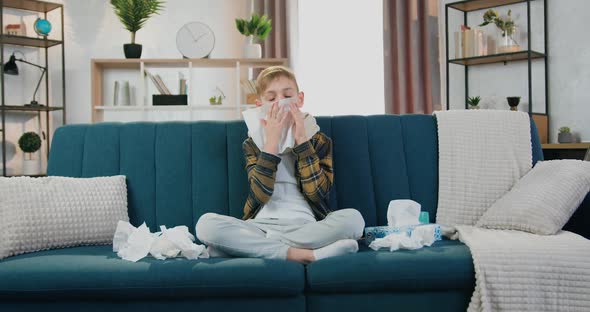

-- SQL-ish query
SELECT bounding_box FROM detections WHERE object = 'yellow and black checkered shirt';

[242,132,334,221]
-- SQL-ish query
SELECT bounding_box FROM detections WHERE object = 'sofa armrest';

[564,193,590,239]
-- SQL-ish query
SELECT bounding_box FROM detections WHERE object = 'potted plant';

[235,13,272,58]
[18,132,41,175]
[467,96,481,109]
[558,127,574,143]
[209,87,226,105]
[507,96,521,111]
[479,9,519,53]
[111,0,165,59]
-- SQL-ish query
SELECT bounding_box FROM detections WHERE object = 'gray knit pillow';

[0,176,129,259]
[477,160,590,235]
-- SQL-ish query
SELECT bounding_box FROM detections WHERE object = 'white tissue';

[113,221,209,262]
[387,199,421,227]
[241,101,320,154]
[369,224,439,252]
[115,222,154,262]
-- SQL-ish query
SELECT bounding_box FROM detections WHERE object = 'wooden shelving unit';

[0,0,66,177]
[91,58,287,123]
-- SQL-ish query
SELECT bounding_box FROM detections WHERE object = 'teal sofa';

[1,115,588,312]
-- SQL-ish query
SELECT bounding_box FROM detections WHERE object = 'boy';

[196,66,364,264]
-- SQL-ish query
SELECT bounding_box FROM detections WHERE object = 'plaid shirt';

[242,132,334,221]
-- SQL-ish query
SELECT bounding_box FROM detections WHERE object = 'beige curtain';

[383,0,440,114]
[253,0,289,59]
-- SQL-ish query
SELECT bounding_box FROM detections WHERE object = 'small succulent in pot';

[467,96,481,109]
[558,127,574,143]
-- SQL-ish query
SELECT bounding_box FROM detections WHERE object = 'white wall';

[440,0,590,142]
[296,0,384,116]
[1,0,250,174]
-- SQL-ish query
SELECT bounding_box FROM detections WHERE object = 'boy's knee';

[195,213,221,243]
[333,209,365,238]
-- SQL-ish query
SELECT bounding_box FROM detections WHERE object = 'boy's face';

[256,76,304,108]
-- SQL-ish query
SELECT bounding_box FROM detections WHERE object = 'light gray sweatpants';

[195,209,365,260]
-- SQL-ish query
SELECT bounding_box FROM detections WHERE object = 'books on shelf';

[240,79,257,95]
[145,70,189,96]
[144,70,171,95]
[454,25,487,59]
[179,72,187,95]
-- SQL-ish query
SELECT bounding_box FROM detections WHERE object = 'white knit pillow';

[477,160,590,235]
[0,176,129,259]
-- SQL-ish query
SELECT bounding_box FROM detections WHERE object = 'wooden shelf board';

[0,105,63,112]
[5,174,46,177]
[0,35,62,48]
[2,0,62,13]
[449,50,545,66]
[542,143,590,150]
[95,105,253,111]
[92,58,288,69]
[447,0,535,12]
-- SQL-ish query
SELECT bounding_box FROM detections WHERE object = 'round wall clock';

[176,22,215,59]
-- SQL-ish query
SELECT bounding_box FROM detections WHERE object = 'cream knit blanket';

[456,226,590,312]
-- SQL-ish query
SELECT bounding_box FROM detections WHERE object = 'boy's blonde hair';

[255,66,299,96]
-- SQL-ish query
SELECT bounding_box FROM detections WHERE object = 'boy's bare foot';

[287,247,315,264]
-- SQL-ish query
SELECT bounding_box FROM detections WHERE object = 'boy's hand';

[261,102,289,155]
[289,102,307,145]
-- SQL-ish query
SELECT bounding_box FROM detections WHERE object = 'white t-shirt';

[254,152,316,222]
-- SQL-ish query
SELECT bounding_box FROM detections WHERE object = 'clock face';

[176,22,215,58]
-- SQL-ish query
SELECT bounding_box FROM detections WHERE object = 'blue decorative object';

[34,18,52,36]
[419,211,430,224]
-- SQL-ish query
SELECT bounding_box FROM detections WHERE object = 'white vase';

[243,36,262,59]
[497,31,519,53]
[23,159,40,176]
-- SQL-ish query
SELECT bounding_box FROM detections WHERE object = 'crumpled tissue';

[368,224,441,251]
[113,221,209,262]
[242,98,320,154]
[387,199,421,227]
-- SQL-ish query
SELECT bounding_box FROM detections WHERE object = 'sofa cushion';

[306,240,474,293]
[0,175,128,260]
[0,245,304,300]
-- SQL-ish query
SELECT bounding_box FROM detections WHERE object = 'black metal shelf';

[2,0,62,13]
[449,50,545,66]
[1,0,66,177]
[0,35,62,48]
[444,0,548,141]
[447,0,540,12]
[0,105,63,112]
[5,174,46,177]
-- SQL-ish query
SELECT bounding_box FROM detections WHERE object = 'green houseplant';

[467,96,481,109]
[111,0,165,59]
[209,87,226,105]
[18,132,42,175]
[235,13,272,58]
[558,127,574,144]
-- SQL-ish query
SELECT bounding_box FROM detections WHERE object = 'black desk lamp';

[2,53,47,106]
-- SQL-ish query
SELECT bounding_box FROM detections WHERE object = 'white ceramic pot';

[23,159,40,176]
[243,36,262,59]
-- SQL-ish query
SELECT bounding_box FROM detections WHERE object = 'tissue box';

[363,224,442,246]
